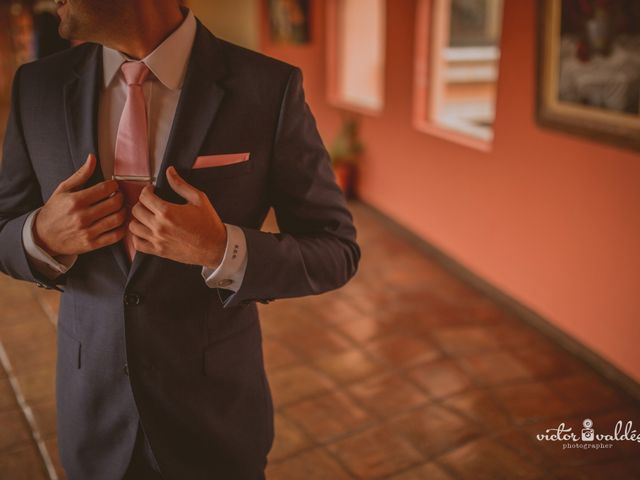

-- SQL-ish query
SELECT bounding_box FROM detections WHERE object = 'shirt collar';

[102,8,196,90]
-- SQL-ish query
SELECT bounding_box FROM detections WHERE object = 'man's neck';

[102,5,185,60]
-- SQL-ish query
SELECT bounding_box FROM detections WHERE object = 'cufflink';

[217,279,233,288]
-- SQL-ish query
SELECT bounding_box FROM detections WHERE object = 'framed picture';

[536,0,640,151]
[268,0,311,44]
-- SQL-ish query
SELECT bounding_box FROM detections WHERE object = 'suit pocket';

[193,153,250,168]
[187,155,253,181]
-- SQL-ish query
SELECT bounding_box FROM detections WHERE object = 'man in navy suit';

[0,0,360,478]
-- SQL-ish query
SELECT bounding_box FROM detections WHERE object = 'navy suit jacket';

[0,19,360,480]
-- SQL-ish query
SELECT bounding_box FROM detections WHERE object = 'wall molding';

[356,200,640,403]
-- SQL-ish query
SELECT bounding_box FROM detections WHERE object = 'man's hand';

[33,154,127,257]
[129,166,227,268]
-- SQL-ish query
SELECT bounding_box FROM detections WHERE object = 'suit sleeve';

[0,65,65,291]
[219,67,360,308]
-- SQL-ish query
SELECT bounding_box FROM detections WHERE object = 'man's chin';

[58,23,72,41]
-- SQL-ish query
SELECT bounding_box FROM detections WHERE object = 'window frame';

[413,0,503,151]
[326,0,387,115]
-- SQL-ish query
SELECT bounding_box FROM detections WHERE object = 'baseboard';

[355,200,640,404]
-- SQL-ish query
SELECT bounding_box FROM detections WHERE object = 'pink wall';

[259,0,640,382]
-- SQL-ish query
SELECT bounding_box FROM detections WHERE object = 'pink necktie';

[114,61,151,262]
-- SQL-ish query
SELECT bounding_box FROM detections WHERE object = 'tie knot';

[121,61,150,86]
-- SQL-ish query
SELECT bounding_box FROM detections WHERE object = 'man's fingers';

[131,235,154,254]
[131,201,155,227]
[86,208,127,239]
[138,184,172,216]
[91,225,127,250]
[73,179,119,207]
[56,153,97,194]
[84,190,124,221]
[128,218,153,240]
[166,166,202,204]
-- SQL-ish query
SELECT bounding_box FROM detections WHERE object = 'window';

[327,0,386,114]
[414,0,505,149]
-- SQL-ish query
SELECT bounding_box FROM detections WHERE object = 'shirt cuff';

[22,208,78,279]
[201,223,248,292]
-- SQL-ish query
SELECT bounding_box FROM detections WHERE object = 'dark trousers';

[123,423,164,480]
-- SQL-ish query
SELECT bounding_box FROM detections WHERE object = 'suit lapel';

[126,20,229,283]
[63,44,130,278]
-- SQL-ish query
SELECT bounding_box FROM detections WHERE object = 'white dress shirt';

[22,9,248,291]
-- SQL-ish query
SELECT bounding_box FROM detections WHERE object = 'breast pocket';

[187,154,253,182]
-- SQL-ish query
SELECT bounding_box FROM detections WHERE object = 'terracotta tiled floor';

[0,203,639,479]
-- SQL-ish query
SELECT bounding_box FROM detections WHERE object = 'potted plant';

[329,115,363,199]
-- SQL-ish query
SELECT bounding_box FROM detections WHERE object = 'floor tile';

[548,373,631,415]
[511,343,587,380]
[491,381,574,424]
[388,462,456,480]
[407,358,474,399]
[328,426,423,478]
[431,326,501,356]
[457,350,533,386]
[336,315,395,344]
[391,403,481,458]
[30,399,57,438]
[313,349,384,385]
[0,317,56,349]
[268,365,335,407]
[492,428,549,466]
[266,448,351,480]
[263,338,299,371]
[0,408,32,451]
[268,414,312,463]
[489,323,552,350]
[440,389,512,429]
[0,376,18,412]
[439,436,544,480]
[364,334,442,369]
[3,340,57,376]
[284,391,372,443]
[551,460,640,480]
[277,324,353,360]
[14,366,56,405]
[347,374,429,419]
[0,442,48,480]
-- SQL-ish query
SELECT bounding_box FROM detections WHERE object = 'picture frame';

[267,0,311,45]
[536,0,640,152]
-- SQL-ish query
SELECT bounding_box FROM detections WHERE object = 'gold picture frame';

[536,0,640,151]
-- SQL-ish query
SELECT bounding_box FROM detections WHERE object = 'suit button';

[124,293,142,305]
[123,364,129,376]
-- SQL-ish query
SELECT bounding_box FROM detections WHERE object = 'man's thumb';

[166,166,202,204]
[57,154,96,193]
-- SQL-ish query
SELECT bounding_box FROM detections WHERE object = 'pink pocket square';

[193,152,250,169]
